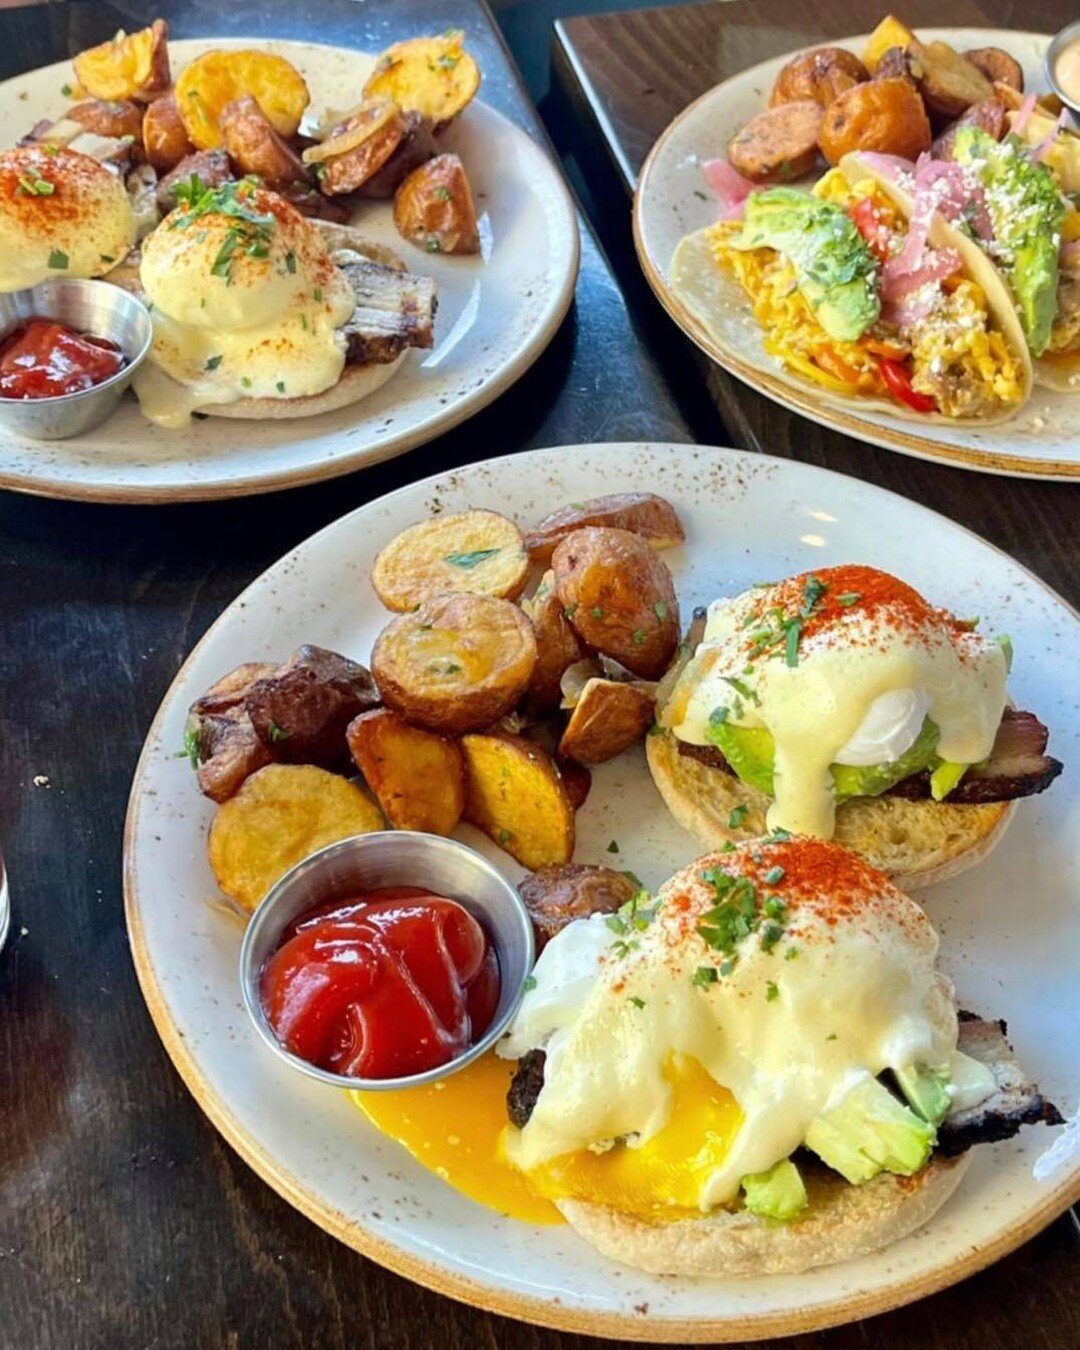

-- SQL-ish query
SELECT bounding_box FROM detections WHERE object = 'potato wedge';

[347,708,465,835]
[372,594,536,734]
[363,31,481,130]
[393,153,480,255]
[557,677,655,766]
[67,99,145,145]
[220,95,310,190]
[908,40,992,120]
[372,509,528,611]
[519,864,639,952]
[521,570,584,711]
[963,47,1023,93]
[355,112,437,199]
[143,93,194,172]
[553,527,679,681]
[862,15,916,74]
[461,733,574,869]
[819,78,932,164]
[175,49,310,150]
[73,19,170,103]
[525,493,684,567]
[208,764,383,912]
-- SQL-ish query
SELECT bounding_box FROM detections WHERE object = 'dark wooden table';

[0,4,692,1348]
[548,1,1080,1346]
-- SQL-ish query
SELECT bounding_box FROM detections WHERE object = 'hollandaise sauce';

[668,565,1007,836]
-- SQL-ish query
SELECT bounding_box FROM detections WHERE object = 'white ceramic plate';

[0,39,579,502]
[634,29,1080,480]
[124,443,1080,1340]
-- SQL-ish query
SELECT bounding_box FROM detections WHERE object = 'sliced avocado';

[732,188,880,342]
[929,760,967,801]
[894,1064,952,1126]
[706,719,775,795]
[953,128,1066,358]
[804,1077,935,1185]
[741,1158,808,1222]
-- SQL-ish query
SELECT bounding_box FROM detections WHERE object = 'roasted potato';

[932,99,1006,160]
[175,49,310,150]
[73,19,170,103]
[819,78,931,165]
[520,570,584,711]
[728,101,823,182]
[862,15,916,74]
[556,758,592,812]
[770,47,868,108]
[872,46,917,86]
[963,47,1023,93]
[363,30,481,131]
[192,662,280,717]
[155,149,233,212]
[355,112,436,199]
[303,98,406,196]
[347,707,465,835]
[908,40,992,120]
[187,661,279,802]
[67,99,144,146]
[518,864,639,952]
[461,733,574,869]
[393,153,480,255]
[243,646,378,768]
[372,594,536,734]
[558,678,655,766]
[525,493,684,567]
[220,95,309,190]
[372,509,528,612]
[207,764,384,912]
[143,93,194,172]
[552,528,679,681]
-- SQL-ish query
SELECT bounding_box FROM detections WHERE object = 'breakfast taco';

[670,161,1033,421]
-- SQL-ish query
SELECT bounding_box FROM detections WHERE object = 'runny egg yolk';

[350,1051,561,1225]
[351,1052,744,1225]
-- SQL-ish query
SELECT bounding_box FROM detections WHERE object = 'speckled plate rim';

[124,442,1080,1341]
[633,29,1080,482]
[0,38,580,505]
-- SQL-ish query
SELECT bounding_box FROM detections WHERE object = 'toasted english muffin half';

[645,729,1015,890]
[558,1151,970,1277]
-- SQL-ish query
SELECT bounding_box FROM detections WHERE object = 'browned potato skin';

[553,528,679,681]
[461,732,574,868]
[769,47,868,108]
[372,594,537,734]
[143,93,194,171]
[963,47,1023,93]
[188,662,281,802]
[219,94,309,189]
[317,108,406,196]
[519,864,639,953]
[191,662,278,716]
[819,78,931,165]
[872,46,917,86]
[347,707,465,835]
[522,573,584,712]
[525,493,684,567]
[393,152,480,255]
[355,112,436,199]
[67,99,144,146]
[73,17,171,104]
[728,101,823,182]
[908,40,993,120]
[932,99,1006,159]
[556,758,592,812]
[244,645,379,768]
[558,678,655,766]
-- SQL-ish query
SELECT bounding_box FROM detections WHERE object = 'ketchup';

[260,887,500,1080]
[0,318,124,399]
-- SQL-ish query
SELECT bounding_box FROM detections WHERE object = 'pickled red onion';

[1032,108,1069,163]
[1012,93,1037,137]
[702,157,755,220]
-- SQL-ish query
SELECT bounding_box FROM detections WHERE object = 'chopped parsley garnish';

[563,602,578,620]
[47,249,68,270]
[426,238,442,252]
[646,721,663,737]
[276,381,286,394]
[313,286,323,302]
[99,254,115,264]
[692,965,718,988]
[445,548,499,569]
[765,981,779,1002]
[826,1033,838,1042]
[709,706,729,727]
[784,946,798,961]
[434,185,452,201]
[653,601,668,620]
[170,179,277,285]
[16,176,54,196]
[632,628,646,645]
[204,354,223,372]
[763,865,786,885]
[284,250,296,274]
[497,827,513,845]
[61,83,73,97]
[719,958,737,977]
[590,606,605,620]
[607,839,619,853]
[522,974,536,992]
[442,662,461,674]
[837,592,861,607]
[436,52,460,70]
[629,996,646,1009]
[697,863,790,963]
[240,376,252,388]
[179,727,201,767]
[728,803,749,829]
[784,618,802,668]
[720,675,759,706]
[266,720,292,743]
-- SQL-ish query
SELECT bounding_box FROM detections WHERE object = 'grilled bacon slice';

[337,257,437,365]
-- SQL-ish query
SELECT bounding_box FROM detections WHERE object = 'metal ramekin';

[1046,21,1080,119]
[239,832,535,1091]
[0,278,152,439]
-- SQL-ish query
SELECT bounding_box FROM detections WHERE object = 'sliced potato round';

[207,763,383,912]
[372,509,529,611]
[347,707,465,836]
[72,19,170,103]
[461,733,574,870]
[371,593,536,734]
[363,31,481,129]
[175,50,310,150]
[557,677,655,766]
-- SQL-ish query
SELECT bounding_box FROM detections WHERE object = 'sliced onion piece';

[302,97,398,165]
[1012,93,1037,138]
[701,156,755,221]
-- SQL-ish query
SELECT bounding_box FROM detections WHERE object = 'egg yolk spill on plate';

[349,1051,561,1225]
[352,1052,744,1225]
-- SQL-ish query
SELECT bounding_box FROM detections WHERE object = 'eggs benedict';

[647,565,1062,886]
[0,145,136,292]
[498,838,1061,1275]
[131,177,436,427]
